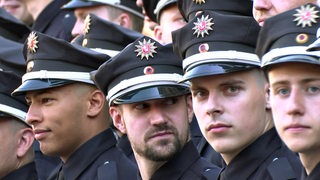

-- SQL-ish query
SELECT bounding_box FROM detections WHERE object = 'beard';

[132,124,184,161]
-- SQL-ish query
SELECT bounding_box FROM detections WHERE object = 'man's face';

[190,69,269,163]
[72,5,112,37]
[252,0,317,26]
[268,62,320,154]
[111,95,193,161]
[0,0,33,25]
[156,4,186,44]
[25,83,95,161]
[0,118,19,178]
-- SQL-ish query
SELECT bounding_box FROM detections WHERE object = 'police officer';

[78,13,143,163]
[62,0,143,38]
[12,31,137,180]
[92,36,221,180]
[257,4,320,179]
[0,70,37,180]
[176,0,255,169]
[172,10,303,179]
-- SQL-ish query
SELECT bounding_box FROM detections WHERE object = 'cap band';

[22,70,94,85]
[183,51,260,71]
[90,48,120,57]
[107,73,189,104]
[261,46,320,67]
[0,104,27,124]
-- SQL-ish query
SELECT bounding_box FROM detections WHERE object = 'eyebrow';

[271,78,320,87]
[190,79,245,90]
[25,90,52,101]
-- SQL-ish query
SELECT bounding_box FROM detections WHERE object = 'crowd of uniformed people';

[0,0,320,179]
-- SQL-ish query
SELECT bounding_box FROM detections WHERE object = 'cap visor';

[307,38,320,51]
[62,1,103,9]
[181,63,257,82]
[264,55,320,69]
[12,79,73,96]
[113,85,190,104]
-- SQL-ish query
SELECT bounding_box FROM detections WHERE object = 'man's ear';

[87,90,105,117]
[118,13,131,29]
[186,95,194,124]
[265,83,271,110]
[109,106,127,134]
[154,25,165,44]
[17,128,34,158]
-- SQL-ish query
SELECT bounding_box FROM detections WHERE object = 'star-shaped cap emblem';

[27,32,39,54]
[293,4,319,28]
[193,0,205,4]
[83,14,91,35]
[135,38,157,60]
[192,15,214,38]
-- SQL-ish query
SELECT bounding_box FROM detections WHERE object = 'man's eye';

[165,98,177,105]
[41,98,52,104]
[135,103,148,110]
[225,86,241,95]
[278,88,290,96]
[192,90,206,98]
[307,86,320,94]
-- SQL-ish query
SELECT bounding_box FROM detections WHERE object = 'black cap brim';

[307,38,320,51]
[263,55,320,70]
[62,0,104,10]
[181,63,257,82]
[12,79,74,96]
[112,85,190,105]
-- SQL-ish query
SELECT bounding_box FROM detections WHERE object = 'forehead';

[190,69,260,86]
[268,62,320,81]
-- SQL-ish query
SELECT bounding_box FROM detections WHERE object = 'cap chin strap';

[107,73,190,105]
[183,50,260,72]
[90,48,120,57]
[261,46,320,67]
[22,70,94,85]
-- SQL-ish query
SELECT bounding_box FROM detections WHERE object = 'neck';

[134,153,166,180]
[299,151,320,175]
[26,0,53,20]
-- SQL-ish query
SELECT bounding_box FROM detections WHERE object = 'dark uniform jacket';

[32,0,75,42]
[219,128,303,180]
[48,128,137,180]
[301,162,320,180]
[2,162,38,180]
[137,141,221,180]
[33,140,61,180]
[117,134,136,164]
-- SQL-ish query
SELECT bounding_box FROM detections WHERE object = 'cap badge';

[144,66,154,74]
[293,4,319,28]
[296,33,309,44]
[83,14,91,34]
[199,43,209,53]
[27,32,39,54]
[135,38,157,60]
[193,15,214,38]
[82,38,88,47]
[193,0,205,4]
[26,61,34,72]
